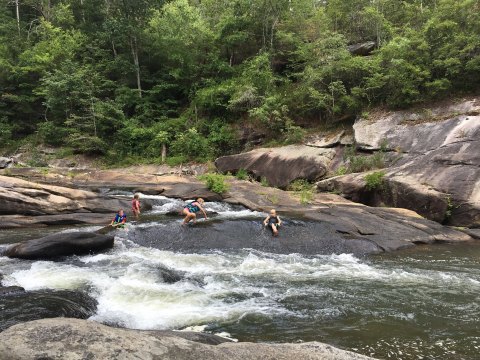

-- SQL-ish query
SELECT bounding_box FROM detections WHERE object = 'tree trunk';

[15,0,20,35]
[131,36,142,98]
[161,144,167,163]
[80,0,86,23]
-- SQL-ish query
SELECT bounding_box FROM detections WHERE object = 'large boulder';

[0,157,12,169]
[3,231,114,260]
[347,41,376,56]
[215,145,336,188]
[335,97,480,227]
[0,318,375,360]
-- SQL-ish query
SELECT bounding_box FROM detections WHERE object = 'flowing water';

[1,195,479,359]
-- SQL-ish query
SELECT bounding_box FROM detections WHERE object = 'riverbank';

[0,169,474,255]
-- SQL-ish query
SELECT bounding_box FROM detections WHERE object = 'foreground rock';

[215,145,336,188]
[3,232,114,260]
[0,318,374,360]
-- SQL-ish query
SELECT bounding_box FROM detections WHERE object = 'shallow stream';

[1,195,479,359]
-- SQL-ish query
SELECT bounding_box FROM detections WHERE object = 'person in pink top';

[132,194,141,219]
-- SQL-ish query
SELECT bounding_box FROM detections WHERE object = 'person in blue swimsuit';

[111,209,127,228]
[182,198,208,225]
[263,209,282,236]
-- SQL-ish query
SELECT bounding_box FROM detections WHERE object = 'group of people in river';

[110,194,282,236]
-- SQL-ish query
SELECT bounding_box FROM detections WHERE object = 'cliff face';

[215,96,479,227]
[319,97,480,227]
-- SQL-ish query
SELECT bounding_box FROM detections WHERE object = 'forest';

[0,0,479,165]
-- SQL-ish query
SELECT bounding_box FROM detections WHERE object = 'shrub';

[236,168,249,180]
[333,166,348,176]
[68,135,107,156]
[342,144,387,174]
[283,120,306,144]
[288,179,315,205]
[364,171,386,191]
[260,176,269,187]
[166,155,188,166]
[199,173,230,194]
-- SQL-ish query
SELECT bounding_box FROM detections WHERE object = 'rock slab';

[334,97,480,227]
[0,318,375,360]
[3,232,114,260]
[215,145,335,188]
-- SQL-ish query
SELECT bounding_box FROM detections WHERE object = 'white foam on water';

[176,325,238,342]
[4,242,480,334]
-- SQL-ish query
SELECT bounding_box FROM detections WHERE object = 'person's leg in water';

[270,223,279,236]
[182,208,197,224]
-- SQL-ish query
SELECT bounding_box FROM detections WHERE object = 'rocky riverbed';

[0,172,474,255]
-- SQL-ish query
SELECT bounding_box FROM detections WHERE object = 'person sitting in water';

[263,209,282,236]
[111,209,127,228]
[182,198,208,224]
[132,194,141,219]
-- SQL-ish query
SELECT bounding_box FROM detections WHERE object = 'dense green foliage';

[198,173,230,194]
[1,0,479,163]
[364,171,386,190]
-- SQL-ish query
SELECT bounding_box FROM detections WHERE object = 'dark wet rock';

[0,286,26,296]
[0,157,12,169]
[215,145,335,188]
[0,291,96,332]
[4,231,114,260]
[158,265,184,284]
[347,41,376,56]
[0,318,375,359]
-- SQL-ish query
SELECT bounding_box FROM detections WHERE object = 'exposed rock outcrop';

[0,318,375,360]
[4,232,115,260]
[215,145,336,188]
[325,97,480,227]
[0,169,474,254]
[0,175,129,216]
[348,41,376,56]
[0,157,12,169]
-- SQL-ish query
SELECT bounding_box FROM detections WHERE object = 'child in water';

[182,198,208,224]
[263,209,282,236]
[111,209,127,228]
[132,194,141,219]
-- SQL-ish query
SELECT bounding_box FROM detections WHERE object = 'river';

[1,195,479,359]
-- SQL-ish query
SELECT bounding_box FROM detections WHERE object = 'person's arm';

[121,216,127,224]
[263,216,270,226]
[199,204,208,219]
[277,216,282,226]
